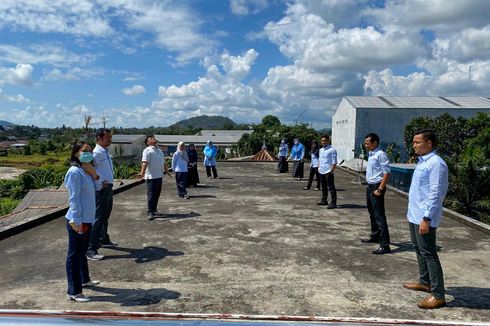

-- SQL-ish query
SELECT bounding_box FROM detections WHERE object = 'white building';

[332,96,490,162]
[109,134,146,159]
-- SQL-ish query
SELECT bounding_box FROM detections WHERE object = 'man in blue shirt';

[403,129,448,309]
[317,135,337,209]
[362,133,391,254]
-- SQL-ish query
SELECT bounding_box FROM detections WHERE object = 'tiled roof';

[251,149,278,161]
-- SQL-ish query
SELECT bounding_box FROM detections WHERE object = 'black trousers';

[366,183,390,247]
[408,222,445,299]
[175,172,188,197]
[146,177,162,214]
[306,166,320,189]
[88,185,113,253]
[187,165,200,186]
[292,161,304,178]
[206,165,218,178]
[66,220,92,295]
[319,172,337,204]
[278,156,288,173]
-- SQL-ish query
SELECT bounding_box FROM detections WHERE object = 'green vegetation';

[404,112,490,223]
[235,115,320,156]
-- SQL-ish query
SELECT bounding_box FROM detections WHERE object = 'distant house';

[109,134,146,159]
[156,130,251,157]
[332,96,490,162]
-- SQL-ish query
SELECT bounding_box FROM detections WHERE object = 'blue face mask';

[79,152,93,163]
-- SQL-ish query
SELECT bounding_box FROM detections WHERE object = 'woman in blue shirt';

[172,142,190,199]
[64,142,100,302]
[304,141,320,190]
[203,140,219,178]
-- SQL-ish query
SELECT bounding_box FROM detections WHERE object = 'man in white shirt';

[137,135,170,221]
[87,128,116,261]
[317,135,337,209]
[362,133,391,255]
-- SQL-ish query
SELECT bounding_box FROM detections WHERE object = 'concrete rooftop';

[0,162,489,323]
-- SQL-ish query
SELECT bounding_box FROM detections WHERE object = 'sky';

[0,0,490,129]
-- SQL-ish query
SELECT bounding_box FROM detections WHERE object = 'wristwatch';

[423,217,432,222]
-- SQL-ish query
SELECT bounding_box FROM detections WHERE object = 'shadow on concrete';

[215,177,234,180]
[158,212,201,219]
[446,287,490,310]
[89,286,181,306]
[189,195,216,199]
[338,203,367,209]
[192,185,219,188]
[389,242,443,254]
[103,246,184,263]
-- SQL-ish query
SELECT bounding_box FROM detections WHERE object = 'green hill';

[0,120,16,128]
[169,115,238,130]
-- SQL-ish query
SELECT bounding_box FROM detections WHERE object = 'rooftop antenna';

[294,109,306,125]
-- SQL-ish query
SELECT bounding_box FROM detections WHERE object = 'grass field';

[0,152,69,169]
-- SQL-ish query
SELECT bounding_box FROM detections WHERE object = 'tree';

[84,115,92,133]
[261,115,281,128]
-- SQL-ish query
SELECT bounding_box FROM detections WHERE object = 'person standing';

[186,143,200,187]
[403,129,448,309]
[361,133,391,254]
[317,135,337,209]
[203,140,219,178]
[289,138,305,181]
[172,142,190,199]
[277,139,289,173]
[137,135,170,221]
[64,142,100,302]
[87,128,116,261]
[303,141,320,191]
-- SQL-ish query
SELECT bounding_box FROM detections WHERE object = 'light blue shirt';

[310,152,319,168]
[278,143,288,157]
[172,151,189,172]
[203,145,217,167]
[290,143,305,161]
[93,144,114,190]
[318,145,337,174]
[366,148,391,184]
[407,151,448,228]
[65,166,96,226]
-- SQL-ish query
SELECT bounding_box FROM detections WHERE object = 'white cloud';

[122,84,146,96]
[364,0,490,32]
[0,64,33,85]
[264,3,427,71]
[43,67,104,81]
[0,88,30,103]
[0,44,97,67]
[230,0,268,15]
[0,0,113,37]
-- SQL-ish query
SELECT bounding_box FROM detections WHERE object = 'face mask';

[79,152,93,163]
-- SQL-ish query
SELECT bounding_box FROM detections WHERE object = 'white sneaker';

[82,280,100,287]
[67,293,90,302]
[86,253,104,261]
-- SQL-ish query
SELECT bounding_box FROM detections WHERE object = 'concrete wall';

[331,98,357,163]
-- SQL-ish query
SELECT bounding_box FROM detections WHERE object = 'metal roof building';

[331,96,490,162]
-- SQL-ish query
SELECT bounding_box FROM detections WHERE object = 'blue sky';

[1,0,489,128]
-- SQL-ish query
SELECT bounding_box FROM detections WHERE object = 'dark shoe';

[361,238,379,243]
[372,246,391,254]
[154,211,165,217]
[148,213,155,221]
[403,282,431,293]
[82,280,100,287]
[317,202,328,206]
[100,241,118,248]
[327,203,337,209]
[183,195,190,200]
[417,295,446,309]
[303,187,310,190]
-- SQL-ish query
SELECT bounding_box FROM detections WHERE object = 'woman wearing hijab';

[289,138,305,181]
[172,142,190,199]
[277,139,289,173]
[304,140,321,190]
[203,140,219,178]
[186,143,200,187]
[64,141,100,302]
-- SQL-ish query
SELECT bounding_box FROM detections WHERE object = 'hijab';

[186,143,198,164]
[176,141,189,162]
